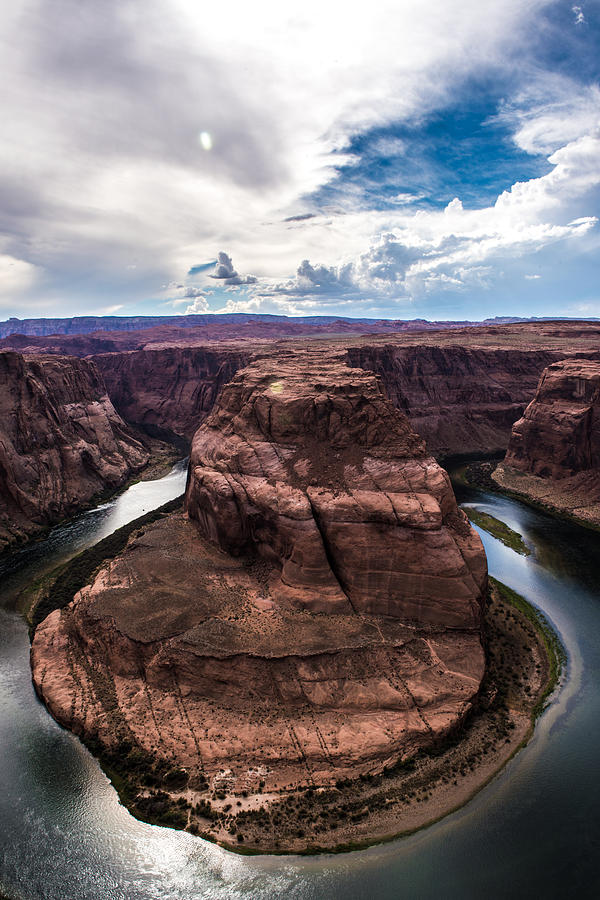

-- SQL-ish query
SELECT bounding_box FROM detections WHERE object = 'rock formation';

[186,350,487,624]
[6,321,600,458]
[495,358,600,526]
[32,350,487,793]
[346,344,560,457]
[0,351,149,550]
[93,346,251,441]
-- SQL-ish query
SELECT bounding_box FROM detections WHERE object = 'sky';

[1,0,599,322]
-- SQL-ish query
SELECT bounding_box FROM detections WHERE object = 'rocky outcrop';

[32,350,487,794]
[186,350,487,625]
[495,359,600,527]
[7,322,600,460]
[504,359,600,478]
[0,351,149,550]
[346,344,560,457]
[93,347,251,441]
[91,340,562,461]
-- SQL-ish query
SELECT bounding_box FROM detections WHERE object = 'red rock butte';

[32,349,487,791]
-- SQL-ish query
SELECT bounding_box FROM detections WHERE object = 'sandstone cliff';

[186,350,487,624]
[93,346,251,441]
[0,351,149,550]
[346,344,560,457]
[32,351,487,794]
[92,341,560,456]
[9,322,600,461]
[495,358,600,527]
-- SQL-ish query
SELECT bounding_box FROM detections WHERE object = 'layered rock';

[495,359,600,526]
[10,321,598,459]
[346,344,560,456]
[186,350,487,625]
[32,351,487,792]
[0,351,149,550]
[93,346,251,441]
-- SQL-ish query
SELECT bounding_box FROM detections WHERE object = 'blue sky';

[0,0,599,321]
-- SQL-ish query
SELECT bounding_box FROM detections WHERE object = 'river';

[0,465,599,899]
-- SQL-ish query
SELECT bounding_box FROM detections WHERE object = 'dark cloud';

[188,262,217,275]
[284,213,317,222]
[209,252,257,285]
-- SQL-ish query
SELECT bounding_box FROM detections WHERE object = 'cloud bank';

[0,0,599,319]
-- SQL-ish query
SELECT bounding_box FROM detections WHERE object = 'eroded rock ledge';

[31,350,487,799]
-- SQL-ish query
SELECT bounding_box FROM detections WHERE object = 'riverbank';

[455,459,600,533]
[23,495,184,629]
[493,463,600,533]
[47,574,562,856]
[0,433,181,568]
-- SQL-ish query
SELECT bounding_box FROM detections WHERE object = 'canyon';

[4,321,600,554]
[31,350,487,796]
[0,351,151,552]
[7,317,597,849]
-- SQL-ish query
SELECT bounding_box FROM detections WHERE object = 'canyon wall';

[495,358,600,526]
[504,358,600,478]
[346,344,560,457]
[0,351,149,550]
[91,342,562,454]
[93,346,252,440]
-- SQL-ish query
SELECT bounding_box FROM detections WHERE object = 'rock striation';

[346,344,560,457]
[32,350,487,793]
[186,350,487,625]
[94,346,251,441]
[495,358,600,526]
[7,321,600,459]
[0,351,149,550]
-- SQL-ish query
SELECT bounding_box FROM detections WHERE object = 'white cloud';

[572,5,585,25]
[166,282,210,313]
[0,0,565,314]
[497,79,600,156]
[250,133,599,306]
[184,295,210,314]
[0,254,40,297]
[1,0,599,320]
[271,259,356,296]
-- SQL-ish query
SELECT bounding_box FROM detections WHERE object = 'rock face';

[187,350,487,625]
[495,359,600,526]
[504,359,600,478]
[32,351,487,792]
[8,321,599,459]
[0,351,149,550]
[94,347,251,441]
[346,344,560,456]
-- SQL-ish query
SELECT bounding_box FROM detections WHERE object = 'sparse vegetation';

[465,508,531,556]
